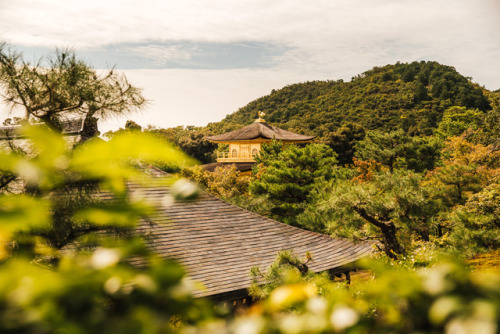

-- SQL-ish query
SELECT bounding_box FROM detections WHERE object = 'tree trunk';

[379,221,404,259]
[437,224,443,238]
[352,205,404,259]
[79,115,100,142]
[417,228,430,241]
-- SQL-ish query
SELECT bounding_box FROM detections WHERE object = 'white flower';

[134,274,157,293]
[231,318,265,334]
[91,248,121,269]
[171,179,198,200]
[307,297,327,314]
[161,194,174,208]
[15,161,40,185]
[104,276,122,294]
[330,305,359,331]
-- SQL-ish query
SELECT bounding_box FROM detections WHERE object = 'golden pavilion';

[205,112,315,165]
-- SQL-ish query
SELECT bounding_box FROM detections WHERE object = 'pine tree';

[355,130,442,173]
[300,170,434,258]
[250,143,336,226]
[0,44,145,138]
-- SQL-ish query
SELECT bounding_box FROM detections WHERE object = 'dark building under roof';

[201,162,255,174]
[135,168,373,301]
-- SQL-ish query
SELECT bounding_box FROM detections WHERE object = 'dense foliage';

[354,129,442,173]
[247,134,499,259]
[234,253,500,334]
[250,142,336,226]
[139,61,494,165]
[1,125,499,334]
[0,126,215,332]
[217,61,491,137]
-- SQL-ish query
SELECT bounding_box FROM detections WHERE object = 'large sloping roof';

[134,169,373,298]
[206,122,315,142]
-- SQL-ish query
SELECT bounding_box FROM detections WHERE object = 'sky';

[0,0,499,132]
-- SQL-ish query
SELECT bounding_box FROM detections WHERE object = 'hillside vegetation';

[144,61,497,165]
[211,61,491,137]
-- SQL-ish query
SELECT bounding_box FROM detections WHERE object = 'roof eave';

[206,137,316,143]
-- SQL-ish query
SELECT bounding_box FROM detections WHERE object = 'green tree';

[125,119,142,131]
[423,137,500,209]
[478,91,500,146]
[147,126,217,164]
[181,164,250,201]
[324,122,366,165]
[250,143,336,226]
[0,44,145,138]
[435,106,484,138]
[301,171,434,258]
[422,137,500,242]
[248,250,330,300]
[355,129,442,173]
[454,176,500,255]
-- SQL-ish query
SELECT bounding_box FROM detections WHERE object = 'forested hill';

[210,61,492,137]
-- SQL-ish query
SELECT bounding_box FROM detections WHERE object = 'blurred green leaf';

[0,195,50,234]
[74,201,153,227]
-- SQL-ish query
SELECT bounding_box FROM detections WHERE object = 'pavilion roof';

[205,122,315,142]
[133,168,373,299]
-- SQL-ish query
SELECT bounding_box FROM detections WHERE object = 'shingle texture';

[134,169,373,298]
[206,122,315,142]
[0,118,84,139]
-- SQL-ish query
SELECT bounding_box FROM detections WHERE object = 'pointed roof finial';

[255,111,266,123]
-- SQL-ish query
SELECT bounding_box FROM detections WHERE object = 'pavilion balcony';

[216,151,257,163]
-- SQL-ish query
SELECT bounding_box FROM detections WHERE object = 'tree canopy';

[215,61,491,137]
[250,143,337,226]
[0,44,146,138]
[354,129,442,173]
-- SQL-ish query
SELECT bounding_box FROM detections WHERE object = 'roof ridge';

[233,122,260,140]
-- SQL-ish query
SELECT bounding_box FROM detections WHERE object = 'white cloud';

[1,0,499,131]
[131,44,193,64]
[2,0,498,49]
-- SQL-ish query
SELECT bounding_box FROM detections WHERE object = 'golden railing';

[216,151,257,162]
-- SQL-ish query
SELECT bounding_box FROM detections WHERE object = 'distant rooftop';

[0,118,85,139]
[206,121,315,143]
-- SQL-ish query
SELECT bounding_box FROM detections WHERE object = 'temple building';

[203,112,315,174]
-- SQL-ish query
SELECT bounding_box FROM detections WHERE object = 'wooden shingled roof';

[134,168,373,299]
[205,122,315,143]
[0,118,84,139]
